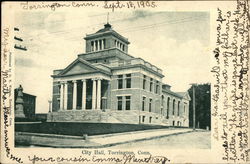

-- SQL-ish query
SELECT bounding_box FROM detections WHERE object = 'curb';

[16,129,194,148]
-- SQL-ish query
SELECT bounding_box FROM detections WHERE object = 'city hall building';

[48,23,190,127]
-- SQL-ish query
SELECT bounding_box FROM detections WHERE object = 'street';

[110,130,211,149]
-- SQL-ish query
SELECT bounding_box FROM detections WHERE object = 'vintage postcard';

[1,1,249,163]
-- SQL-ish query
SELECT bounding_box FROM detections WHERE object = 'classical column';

[82,79,86,110]
[96,78,102,109]
[64,81,68,110]
[92,79,97,109]
[94,41,96,51]
[72,80,77,110]
[59,82,64,110]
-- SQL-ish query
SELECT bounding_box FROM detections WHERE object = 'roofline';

[162,89,183,98]
[23,92,37,97]
[134,57,162,72]
[111,64,164,78]
[58,58,101,76]
[84,31,130,44]
[52,58,112,78]
[162,89,191,100]
[14,89,37,97]
[162,83,171,87]
[78,48,135,60]
[54,69,63,71]
[51,70,111,78]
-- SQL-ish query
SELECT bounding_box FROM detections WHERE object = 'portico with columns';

[51,56,111,112]
[58,78,106,111]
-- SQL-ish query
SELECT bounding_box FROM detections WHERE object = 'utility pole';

[14,27,27,51]
[192,84,196,130]
[190,83,196,130]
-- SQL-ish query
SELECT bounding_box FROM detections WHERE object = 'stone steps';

[47,110,170,125]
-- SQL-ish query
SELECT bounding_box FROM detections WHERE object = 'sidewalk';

[16,128,193,148]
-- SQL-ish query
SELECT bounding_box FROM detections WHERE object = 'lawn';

[15,122,176,136]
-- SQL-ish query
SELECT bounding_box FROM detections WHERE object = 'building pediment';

[63,61,96,75]
[174,92,191,101]
[55,58,110,77]
[181,92,191,101]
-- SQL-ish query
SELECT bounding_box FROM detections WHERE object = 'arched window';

[161,95,164,106]
[172,99,175,115]
[167,97,170,119]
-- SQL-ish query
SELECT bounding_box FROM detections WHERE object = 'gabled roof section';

[176,92,191,101]
[52,58,111,77]
[163,89,183,98]
[162,87,191,101]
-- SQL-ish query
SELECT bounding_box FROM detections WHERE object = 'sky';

[14,10,210,113]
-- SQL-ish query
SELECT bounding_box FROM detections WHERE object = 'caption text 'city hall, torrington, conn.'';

[48,23,190,126]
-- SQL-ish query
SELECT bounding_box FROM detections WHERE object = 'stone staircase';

[47,110,172,125]
[106,111,139,124]
[47,110,109,123]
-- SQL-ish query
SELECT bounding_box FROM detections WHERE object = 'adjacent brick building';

[48,23,190,126]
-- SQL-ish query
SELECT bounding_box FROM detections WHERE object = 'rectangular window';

[149,117,152,123]
[143,75,146,89]
[150,78,153,92]
[126,74,131,88]
[177,101,180,116]
[173,100,175,115]
[117,96,122,110]
[149,99,152,112]
[125,96,131,110]
[118,75,123,89]
[142,97,146,111]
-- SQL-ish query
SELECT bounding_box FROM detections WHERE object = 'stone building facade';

[48,23,190,127]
